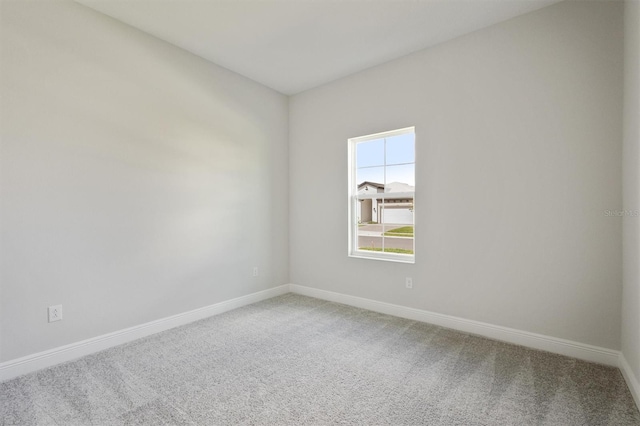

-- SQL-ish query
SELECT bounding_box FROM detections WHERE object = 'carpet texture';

[1,293,639,425]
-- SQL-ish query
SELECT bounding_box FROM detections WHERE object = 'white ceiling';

[76,0,562,95]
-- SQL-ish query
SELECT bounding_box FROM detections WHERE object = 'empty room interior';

[1,0,640,424]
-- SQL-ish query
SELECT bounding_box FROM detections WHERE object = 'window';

[348,127,415,263]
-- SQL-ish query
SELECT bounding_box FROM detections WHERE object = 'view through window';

[349,127,415,262]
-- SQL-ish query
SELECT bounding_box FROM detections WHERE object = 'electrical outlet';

[48,305,62,322]
[253,267,259,277]
[405,277,413,289]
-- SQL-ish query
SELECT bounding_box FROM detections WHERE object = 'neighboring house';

[357,181,414,224]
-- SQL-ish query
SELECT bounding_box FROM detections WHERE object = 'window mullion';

[382,137,386,254]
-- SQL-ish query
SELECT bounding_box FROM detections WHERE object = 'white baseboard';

[2,281,633,406]
[0,285,290,383]
[289,284,620,367]
[619,353,640,411]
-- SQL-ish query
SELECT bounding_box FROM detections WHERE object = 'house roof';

[385,182,415,193]
[358,181,384,189]
[357,181,414,201]
[358,181,415,192]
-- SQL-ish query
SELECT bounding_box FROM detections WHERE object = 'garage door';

[382,207,413,225]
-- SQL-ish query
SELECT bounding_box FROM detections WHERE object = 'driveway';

[358,224,386,232]
[358,223,410,232]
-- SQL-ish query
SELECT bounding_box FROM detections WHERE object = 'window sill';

[349,251,415,264]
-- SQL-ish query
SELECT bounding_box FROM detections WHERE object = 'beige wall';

[0,0,289,362]
[622,0,640,388]
[290,1,624,349]
[0,0,632,369]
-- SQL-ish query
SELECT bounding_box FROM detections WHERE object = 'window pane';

[382,162,414,254]
[356,138,384,168]
[356,166,384,191]
[386,133,414,165]
[357,220,383,251]
[385,164,415,189]
[381,202,414,225]
[382,222,414,254]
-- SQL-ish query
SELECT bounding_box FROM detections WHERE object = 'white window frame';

[348,126,415,263]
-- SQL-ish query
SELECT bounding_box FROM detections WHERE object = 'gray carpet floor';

[1,293,639,425]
